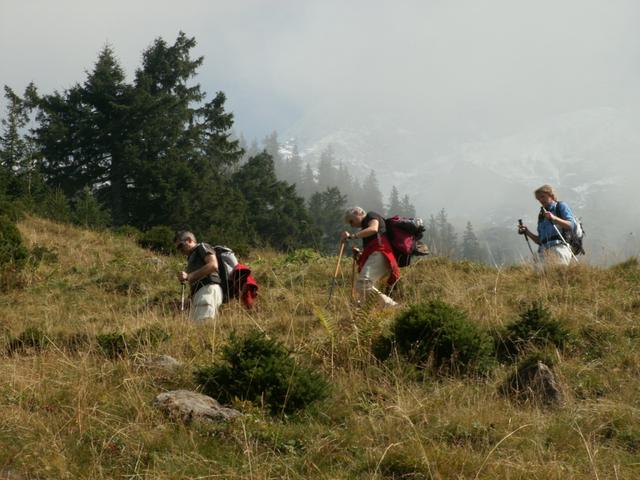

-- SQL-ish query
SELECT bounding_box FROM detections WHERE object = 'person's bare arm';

[353,219,379,240]
[518,223,540,245]
[179,253,218,284]
[542,211,573,231]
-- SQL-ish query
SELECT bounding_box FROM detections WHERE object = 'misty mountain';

[286,106,640,262]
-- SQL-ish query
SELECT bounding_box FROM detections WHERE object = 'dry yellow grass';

[0,216,638,479]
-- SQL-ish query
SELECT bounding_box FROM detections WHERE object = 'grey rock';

[501,360,565,407]
[139,354,181,371]
[154,390,241,423]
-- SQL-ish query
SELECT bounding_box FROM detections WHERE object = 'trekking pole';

[326,240,346,306]
[180,283,185,311]
[541,207,580,263]
[518,219,538,263]
[350,250,358,300]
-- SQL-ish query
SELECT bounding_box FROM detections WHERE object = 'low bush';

[194,330,328,415]
[377,300,495,375]
[138,225,175,255]
[113,225,142,240]
[496,302,570,360]
[283,248,322,265]
[0,199,25,222]
[97,325,170,359]
[7,326,49,354]
[0,215,28,268]
[30,244,58,265]
[96,332,129,359]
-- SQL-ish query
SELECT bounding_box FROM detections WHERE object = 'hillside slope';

[0,217,639,479]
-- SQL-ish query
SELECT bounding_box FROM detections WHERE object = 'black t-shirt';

[186,242,221,294]
[360,211,386,248]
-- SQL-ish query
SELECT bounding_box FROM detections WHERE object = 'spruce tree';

[0,86,29,174]
[400,194,416,217]
[232,152,316,250]
[286,143,304,188]
[386,186,402,215]
[361,169,384,214]
[436,208,458,258]
[299,162,317,199]
[308,187,348,251]
[316,146,337,191]
[462,221,484,262]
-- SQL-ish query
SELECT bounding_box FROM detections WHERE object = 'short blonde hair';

[534,184,557,200]
[344,206,365,223]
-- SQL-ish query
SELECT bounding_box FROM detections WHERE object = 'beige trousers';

[190,284,223,323]
[539,244,574,266]
[357,252,398,307]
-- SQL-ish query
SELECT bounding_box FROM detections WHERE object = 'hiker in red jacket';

[341,206,399,307]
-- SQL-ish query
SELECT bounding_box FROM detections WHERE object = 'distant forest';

[0,32,519,262]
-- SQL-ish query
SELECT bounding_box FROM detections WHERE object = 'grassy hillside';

[1,216,639,479]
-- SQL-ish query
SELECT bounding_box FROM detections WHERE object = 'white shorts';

[539,244,573,266]
[357,252,397,307]
[190,284,223,323]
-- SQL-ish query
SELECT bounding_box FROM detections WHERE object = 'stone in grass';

[138,354,182,372]
[154,390,241,423]
[501,355,565,407]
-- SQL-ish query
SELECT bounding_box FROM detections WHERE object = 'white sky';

[1,0,639,141]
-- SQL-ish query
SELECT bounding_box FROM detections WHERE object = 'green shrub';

[30,244,58,265]
[283,248,322,265]
[131,324,170,347]
[39,188,71,223]
[496,302,570,360]
[380,300,495,375]
[194,330,329,415]
[96,325,170,359]
[0,215,28,268]
[0,199,25,222]
[138,225,175,255]
[72,187,111,229]
[96,332,129,359]
[7,326,49,354]
[113,225,142,240]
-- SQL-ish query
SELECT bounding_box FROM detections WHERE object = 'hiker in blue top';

[517,184,579,265]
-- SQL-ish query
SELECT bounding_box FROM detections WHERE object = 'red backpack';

[385,216,426,267]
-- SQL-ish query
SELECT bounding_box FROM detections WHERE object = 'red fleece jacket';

[357,234,400,286]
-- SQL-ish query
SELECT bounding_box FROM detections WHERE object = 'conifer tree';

[232,151,316,250]
[316,146,337,191]
[462,221,484,262]
[286,143,304,188]
[361,169,384,214]
[308,186,348,251]
[436,208,458,258]
[335,161,355,203]
[386,186,402,215]
[299,162,317,199]
[72,187,111,228]
[263,131,284,177]
[400,194,416,217]
[0,86,29,173]
[424,214,440,255]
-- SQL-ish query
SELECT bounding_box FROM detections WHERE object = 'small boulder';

[138,354,182,372]
[154,390,241,423]
[501,360,565,407]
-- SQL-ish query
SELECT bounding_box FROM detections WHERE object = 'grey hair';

[174,230,196,243]
[344,206,365,222]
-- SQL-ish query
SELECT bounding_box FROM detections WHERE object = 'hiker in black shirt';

[341,206,399,307]
[174,230,223,323]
